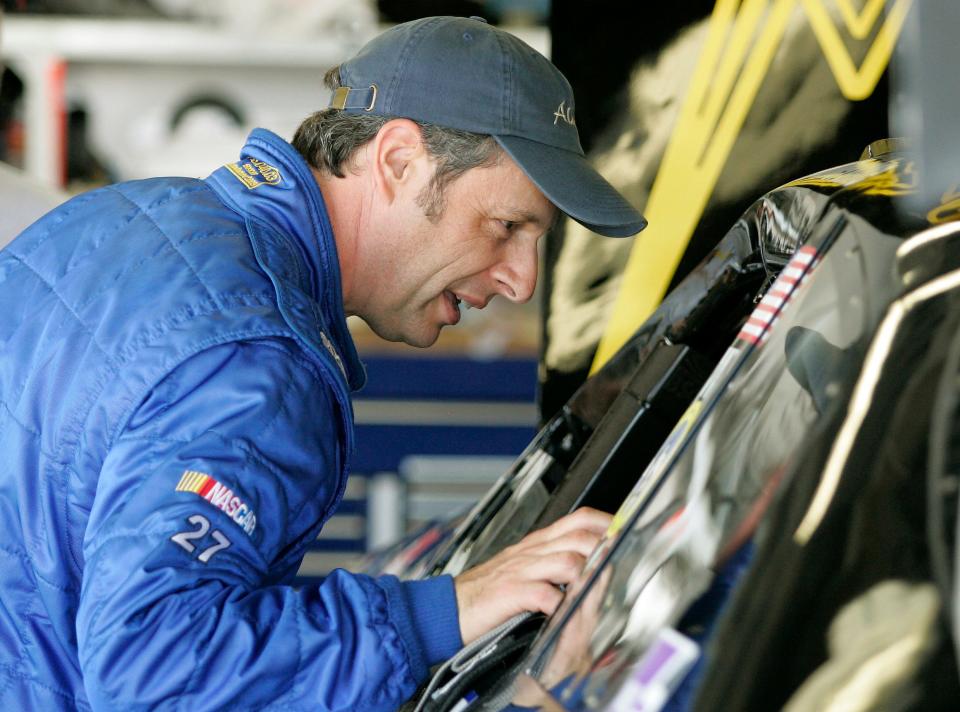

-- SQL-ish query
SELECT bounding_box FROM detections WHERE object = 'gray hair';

[293,66,501,220]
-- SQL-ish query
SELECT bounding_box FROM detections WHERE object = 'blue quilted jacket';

[0,129,461,710]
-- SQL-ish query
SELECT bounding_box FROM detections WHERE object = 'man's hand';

[453,507,612,646]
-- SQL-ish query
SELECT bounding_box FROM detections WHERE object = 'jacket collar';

[205,129,365,391]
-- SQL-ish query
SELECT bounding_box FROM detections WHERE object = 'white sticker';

[608,628,700,712]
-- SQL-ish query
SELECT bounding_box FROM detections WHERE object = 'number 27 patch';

[171,514,232,563]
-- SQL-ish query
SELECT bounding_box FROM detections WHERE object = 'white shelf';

[0,15,549,188]
[2,15,375,67]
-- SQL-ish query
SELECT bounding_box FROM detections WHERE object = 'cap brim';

[495,135,647,237]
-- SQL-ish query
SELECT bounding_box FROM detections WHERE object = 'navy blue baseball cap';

[328,16,647,237]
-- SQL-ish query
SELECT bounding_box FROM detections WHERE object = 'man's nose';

[491,240,538,304]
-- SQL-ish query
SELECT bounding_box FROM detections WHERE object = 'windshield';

[431,208,774,577]
[515,218,901,711]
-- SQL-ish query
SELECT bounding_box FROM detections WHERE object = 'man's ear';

[369,118,426,204]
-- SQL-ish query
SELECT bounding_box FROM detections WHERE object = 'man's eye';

[500,220,517,233]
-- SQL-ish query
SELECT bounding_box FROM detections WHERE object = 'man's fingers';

[517,549,587,586]
[512,507,612,551]
[453,508,613,645]
[549,507,613,537]
[518,582,565,618]
[547,507,612,537]
[511,551,589,616]
[517,528,604,559]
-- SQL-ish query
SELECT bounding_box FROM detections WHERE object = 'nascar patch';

[175,469,257,536]
[738,245,818,346]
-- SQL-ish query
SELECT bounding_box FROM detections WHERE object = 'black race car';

[408,142,960,712]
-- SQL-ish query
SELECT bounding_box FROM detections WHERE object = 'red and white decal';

[738,245,818,346]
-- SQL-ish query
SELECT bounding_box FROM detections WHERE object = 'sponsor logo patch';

[175,469,257,536]
[225,157,283,190]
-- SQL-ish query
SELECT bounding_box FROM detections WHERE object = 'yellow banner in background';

[591,0,913,373]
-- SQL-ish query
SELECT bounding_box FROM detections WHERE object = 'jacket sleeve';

[76,339,462,711]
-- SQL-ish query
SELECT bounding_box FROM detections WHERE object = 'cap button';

[469,16,488,23]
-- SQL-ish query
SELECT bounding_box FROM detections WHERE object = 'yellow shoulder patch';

[225,157,283,190]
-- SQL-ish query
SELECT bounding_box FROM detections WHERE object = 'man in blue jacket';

[0,16,646,710]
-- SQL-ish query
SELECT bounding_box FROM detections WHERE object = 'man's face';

[360,151,556,347]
